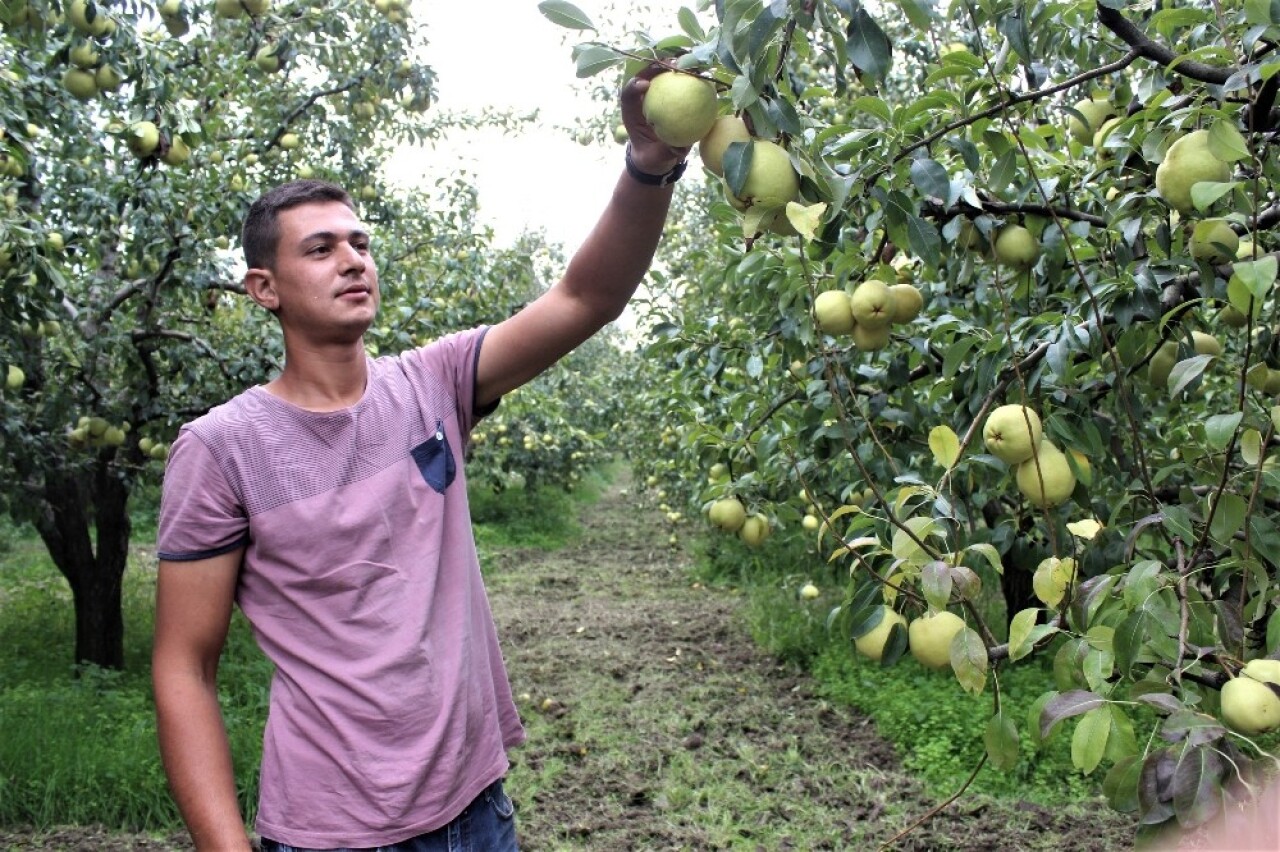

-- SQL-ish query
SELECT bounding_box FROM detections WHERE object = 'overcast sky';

[399,0,699,252]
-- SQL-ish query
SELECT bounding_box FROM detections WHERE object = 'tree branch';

[1096,4,1236,85]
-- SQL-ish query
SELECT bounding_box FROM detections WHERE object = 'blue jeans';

[260,779,518,852]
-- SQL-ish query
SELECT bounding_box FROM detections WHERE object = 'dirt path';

[2,472,1141,851]
[485,473,1138,851]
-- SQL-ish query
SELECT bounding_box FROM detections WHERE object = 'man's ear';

[243,268,278,311]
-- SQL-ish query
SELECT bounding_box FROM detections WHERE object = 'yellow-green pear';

[851,322,892,352]
[1220,304,1249,328]
[982,404,1043,465]
[95,64,124,92]
[729,140,799,212]
[887,283,924,324]
[1192,331,1221,357]
[162,135,191,166]
[848,279,894,329]
[1221,676,1280,734]
[127,121,160,158]
[1155,130,1231,214]
[1093,116,1123,163]
[279,132,300,150]
[813,290,854,335]
[854,606,907,661]
[1190,219,1239,265]
[5,365,24,390]
[739,513,771,547]
[215,0,244,18]
[69,40,99,70]
[642,71,719,147]
[698,115,751,177]
[708,497,747,532]
[1148,340,1178,388]
[993,225,1040,269]
[1242,659,1280,685]
[908,611,966,671]
[1067,96,1116,145]
[62,68,98,100]
[1016,441,1077,508]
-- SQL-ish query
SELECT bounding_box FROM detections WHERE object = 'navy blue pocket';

[411,420,456,494]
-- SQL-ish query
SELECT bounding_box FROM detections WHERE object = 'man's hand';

[620,64,695,176]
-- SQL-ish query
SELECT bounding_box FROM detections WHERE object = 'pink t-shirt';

[156,328,526,848]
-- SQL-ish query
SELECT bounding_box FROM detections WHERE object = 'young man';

[151,67,689,851]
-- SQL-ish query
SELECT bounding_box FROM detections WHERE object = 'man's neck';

[263,340,369,412]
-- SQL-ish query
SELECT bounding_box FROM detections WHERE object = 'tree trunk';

[32,458,133,670]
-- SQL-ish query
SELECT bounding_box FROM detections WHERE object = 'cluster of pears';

[982,404,1084,509]
[706,494,772,547]
[812,277,924,351]
[67,415,130,450]
[852,604,968,671]
[59,0,126,102]
[1066,95,1235,216]
[1147,330,1222,389]
[640,70,801,236]
[1221,659,1280,735]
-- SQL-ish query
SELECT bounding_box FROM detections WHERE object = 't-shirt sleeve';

[404,326,494,437]
[156,428,250,562]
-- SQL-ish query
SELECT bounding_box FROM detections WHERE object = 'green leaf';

[1273,405,1280,432]
[574,45,622,78]
[909,158,950,201]
[1103,755,1143,813]
[1114,610,1149,679]
[964,543,1003,576]
[928,424,960,469]
[984,711,1020,771]
[1233,255,1278,299]
[892,0,934,29]
[951,626,988,695]
[1209,492,1247,545]
[847,7,893,81]
[1008,608,1039,661]
[1208,119,1251,162]
[849,96,892,123]
[1105,705,1140,762]
[1204,412,1242,451]
[1040,689,1105,740]
[1168,354,1213,396]
[891,516,939,564]
[1241,428,1263,466]
[1172,745,1225,828]
[1072,706,1111,775]
[722,140,753,197]
[1227,273,1265,319]
[921,561,953,611]
[784,201,827,241]
[905,214,941,268]
[677,6,705,39]
[1190,180,1238,211]
[537,0,596,30]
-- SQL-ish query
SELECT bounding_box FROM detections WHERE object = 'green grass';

[691,524,1113,807]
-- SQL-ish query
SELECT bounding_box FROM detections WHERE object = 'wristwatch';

[625,143,687,186]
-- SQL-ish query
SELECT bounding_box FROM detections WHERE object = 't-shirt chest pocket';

[410,419,456,494]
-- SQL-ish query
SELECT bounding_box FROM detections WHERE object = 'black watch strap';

[625,143,687,186]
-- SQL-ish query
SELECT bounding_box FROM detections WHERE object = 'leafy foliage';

[546,0,1280,836]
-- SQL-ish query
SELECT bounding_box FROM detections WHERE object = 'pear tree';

[542,0,1280,840]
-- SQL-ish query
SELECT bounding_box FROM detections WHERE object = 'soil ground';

[0,473,1142,851]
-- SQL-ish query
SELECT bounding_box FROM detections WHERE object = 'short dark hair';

[241,180,355,270]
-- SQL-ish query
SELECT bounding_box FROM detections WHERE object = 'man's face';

[262,200,380,342]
